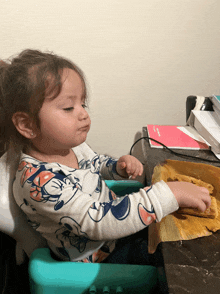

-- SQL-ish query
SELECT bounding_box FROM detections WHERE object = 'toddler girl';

[0,49,211,264]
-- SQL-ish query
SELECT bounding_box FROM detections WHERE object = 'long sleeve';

[75,142,124,180]
[13,143,178,261]
[13,164,178,240]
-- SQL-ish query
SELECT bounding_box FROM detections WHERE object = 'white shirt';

[13,143,178,262]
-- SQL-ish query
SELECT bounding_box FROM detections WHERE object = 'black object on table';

[141,126,220,294]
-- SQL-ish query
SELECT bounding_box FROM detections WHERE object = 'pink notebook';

[146,125,209,150]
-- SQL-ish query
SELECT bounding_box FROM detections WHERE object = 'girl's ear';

[12,112,37,139]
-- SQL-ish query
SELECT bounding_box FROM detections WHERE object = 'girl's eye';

[82,104,87,109]
[63,107,74,111]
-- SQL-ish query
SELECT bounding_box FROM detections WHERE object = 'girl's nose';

[79,106,89,121]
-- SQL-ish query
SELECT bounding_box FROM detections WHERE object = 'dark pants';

[102,227,153,265]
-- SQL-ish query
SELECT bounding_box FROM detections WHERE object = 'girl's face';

[33,68,91,154]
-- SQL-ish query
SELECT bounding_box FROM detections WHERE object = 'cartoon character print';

[88,189,130,222]
[18,160,81,211]
[138,187,156,226]
[20,197,37,212]
[55,220,110,263]
[55,216,89,258]
[104,158,117,168]
[78,159,90,169]
[104,157,118,177]
[18,161,41,187]
[94,176,102,194]
[27,219,41,230]
[90,155,100,175]
[102,157,116,171]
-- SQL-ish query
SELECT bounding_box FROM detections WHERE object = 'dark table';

[141,127,220,294]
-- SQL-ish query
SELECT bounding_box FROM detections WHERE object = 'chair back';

[0,153,47,264]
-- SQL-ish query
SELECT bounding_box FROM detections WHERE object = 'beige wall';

[1,0,220,158]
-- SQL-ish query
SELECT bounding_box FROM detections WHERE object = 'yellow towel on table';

[148,159,220,254]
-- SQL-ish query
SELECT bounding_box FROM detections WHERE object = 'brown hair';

[0,49,87,161]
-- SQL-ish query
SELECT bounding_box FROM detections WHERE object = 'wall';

[1,0,220,158]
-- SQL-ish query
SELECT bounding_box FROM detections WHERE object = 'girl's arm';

[14,166,178,241]
[14,164,210,243]
[76,143,143,180]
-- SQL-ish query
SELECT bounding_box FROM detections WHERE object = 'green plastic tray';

[29,180,158,293]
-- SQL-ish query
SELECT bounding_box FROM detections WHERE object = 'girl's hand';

[116,155,143,179]
[166,181,211,212]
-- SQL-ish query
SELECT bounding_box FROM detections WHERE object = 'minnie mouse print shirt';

[13,142,178,262]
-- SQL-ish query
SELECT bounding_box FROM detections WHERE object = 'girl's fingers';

[127,164,143,179]
[119,162,126,169]
[117,157,144,179]
[139,164,144,176]
[192,198,207,212]
[167,182,211,212]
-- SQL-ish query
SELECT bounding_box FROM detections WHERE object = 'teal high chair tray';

[29,180,158,293]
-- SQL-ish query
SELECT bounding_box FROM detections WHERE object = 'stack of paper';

[188,95,220,158]
[191,110,220,153]
[146,95,220,158]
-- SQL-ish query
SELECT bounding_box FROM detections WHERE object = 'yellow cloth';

[148,159,220,254]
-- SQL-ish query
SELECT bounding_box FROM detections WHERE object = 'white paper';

[211,148,220,159]
[177,126,210,146]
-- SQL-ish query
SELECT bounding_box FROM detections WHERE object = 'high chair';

[0,152,159,294]
[0,153,47,264]
[0,152,47,293]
